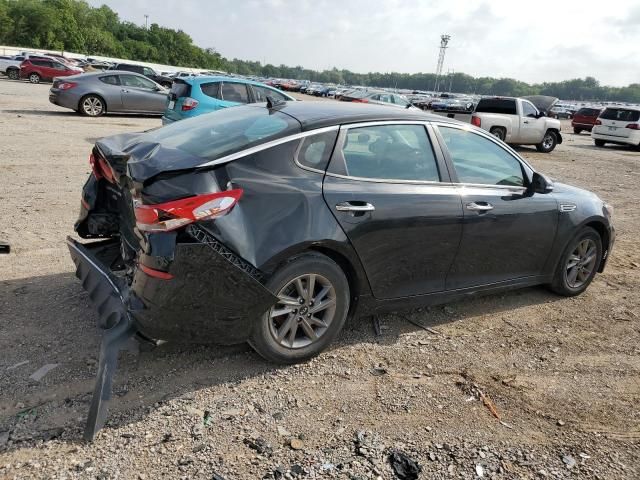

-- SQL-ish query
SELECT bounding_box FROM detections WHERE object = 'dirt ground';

[0,79,639,480]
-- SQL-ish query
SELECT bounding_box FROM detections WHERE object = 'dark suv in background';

[109,63,173,88]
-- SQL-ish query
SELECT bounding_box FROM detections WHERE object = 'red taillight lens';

[181,97,199,111]
[595,119,602,125]
[471,115,481,127]
[625,123,639,130]
[135,189,243,232]
[58,81,77,90]
[89,153,115,183]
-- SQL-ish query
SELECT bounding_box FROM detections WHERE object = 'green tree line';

[1,0,639,102]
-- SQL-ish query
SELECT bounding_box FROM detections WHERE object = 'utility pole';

[144,14,149,30]
[433,34,450,94]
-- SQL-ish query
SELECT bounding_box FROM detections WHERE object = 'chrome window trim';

[198,125,340,168]
[293,135,327,175]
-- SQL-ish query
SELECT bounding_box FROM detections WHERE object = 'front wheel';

[573,127,582,134]
[594,139,605,147]
[548,227,602,297]
[28,73,41,84]
[536,130,558,153]
[250,253,350,364]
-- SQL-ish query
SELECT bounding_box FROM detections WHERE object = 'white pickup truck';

[434,96,563,153]
[0,55,26,80]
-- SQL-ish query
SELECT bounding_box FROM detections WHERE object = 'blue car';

[162,76,296,124]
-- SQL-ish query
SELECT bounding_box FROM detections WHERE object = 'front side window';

[438,126,524,187]
[340,124,440,181]
[522,101,538,118]
[220,82,249,103]
[120,74,156,90]
[393,95,410,107]
[252,85,288,102]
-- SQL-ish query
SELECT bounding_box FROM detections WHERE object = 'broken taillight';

[89,153,115,183]
[471,115,481,127]
[134,189,243,232]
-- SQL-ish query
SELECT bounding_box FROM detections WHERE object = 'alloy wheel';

[29,74,40,84]
[565,238,597,289]
[542,133,555,150]
[82,97,103,116]
[268,273,336,349]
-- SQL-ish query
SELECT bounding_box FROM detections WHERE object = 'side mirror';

[532,172,554,194]
[538,111,547,118]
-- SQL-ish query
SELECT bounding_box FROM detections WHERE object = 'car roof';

[267,101,453,130]
[182,75,275,87]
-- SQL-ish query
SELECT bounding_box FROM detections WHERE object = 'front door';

[323,123,463,299]
[434,124,558,289]
[519,100,546,143]
[119,74,167,113]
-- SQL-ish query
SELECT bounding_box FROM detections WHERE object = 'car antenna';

[266,95,286,110]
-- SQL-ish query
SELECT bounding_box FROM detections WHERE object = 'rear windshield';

[576,108,601,116]
[170,81,191,98]
[141,105,301,161]
[475,99,517,115]
[600,108,640,122]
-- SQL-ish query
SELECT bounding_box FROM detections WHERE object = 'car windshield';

[141,105,301,160]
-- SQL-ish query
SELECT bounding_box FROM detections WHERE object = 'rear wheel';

[490,127,506,141]
[594,139,605,147]
[548,227,602,297]
[250,253,350,364]
[7,68,19,80]
[573,127,582,134]
[79,95,106,117]
[536,130,558,153]
[28,73,41,84]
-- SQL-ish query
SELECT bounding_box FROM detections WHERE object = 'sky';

[86,0,640,86]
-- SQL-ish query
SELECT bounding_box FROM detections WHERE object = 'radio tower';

[433,34,451,93]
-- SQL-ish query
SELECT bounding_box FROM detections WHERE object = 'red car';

[572,107,603,134]
[19,58,82,84]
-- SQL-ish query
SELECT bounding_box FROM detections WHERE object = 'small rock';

[557,420,565,426]
[476,464,484,477]
[562,455,576,469]
[290,464,304,475]
[244,437,273,456]
[289,438,304,450]
[277,426,291,437]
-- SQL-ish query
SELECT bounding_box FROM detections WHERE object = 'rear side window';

[200,82,221,99]
[31,60,50,67]
[99,75,119,85]
[438,126,524,187]
[221,82,249,103]
[600,108,640,122]
[296,130,338,171]
[475,99,517,115]
[340,124,440,181]
[252,85,288,102]
[141,105,300,161]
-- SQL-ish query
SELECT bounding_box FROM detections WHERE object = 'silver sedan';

[49,70,169,116]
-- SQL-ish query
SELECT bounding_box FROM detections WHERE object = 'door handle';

[466,202,494,211]
[121,89,129,93]
[523,120,530,124]
[335,201,375,212]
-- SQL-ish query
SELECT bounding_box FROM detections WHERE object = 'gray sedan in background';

[49,71,169,116]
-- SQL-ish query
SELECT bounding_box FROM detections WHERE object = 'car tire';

[548,227,602,297]
[536,130,558,153]
[594,139,605,147]
[79,95,106,117]
[28,73,41,84]
[249,252,350,364]
[573,127,582,134]
[7,68,19,80]
[489,127,506,141]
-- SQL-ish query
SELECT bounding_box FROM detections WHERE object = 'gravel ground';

[0,79,639,479]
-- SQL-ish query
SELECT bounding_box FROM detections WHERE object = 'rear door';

[323,122,463,298]
[119,74,167,113]
[433,123,558,289]
[595,108,640,138]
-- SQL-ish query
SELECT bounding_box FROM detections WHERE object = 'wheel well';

[547,128,562,142]
[78,93,107,113]
[585,220,609,270]
[308,246,363,321]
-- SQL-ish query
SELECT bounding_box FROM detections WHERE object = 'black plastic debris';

[0,241,10,254]
[243,437,273,456]
[389,450,422,480]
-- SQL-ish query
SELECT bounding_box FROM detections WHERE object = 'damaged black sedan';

[69,100,614,439]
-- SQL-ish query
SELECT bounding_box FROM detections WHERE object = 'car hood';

[522,95,558,113]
